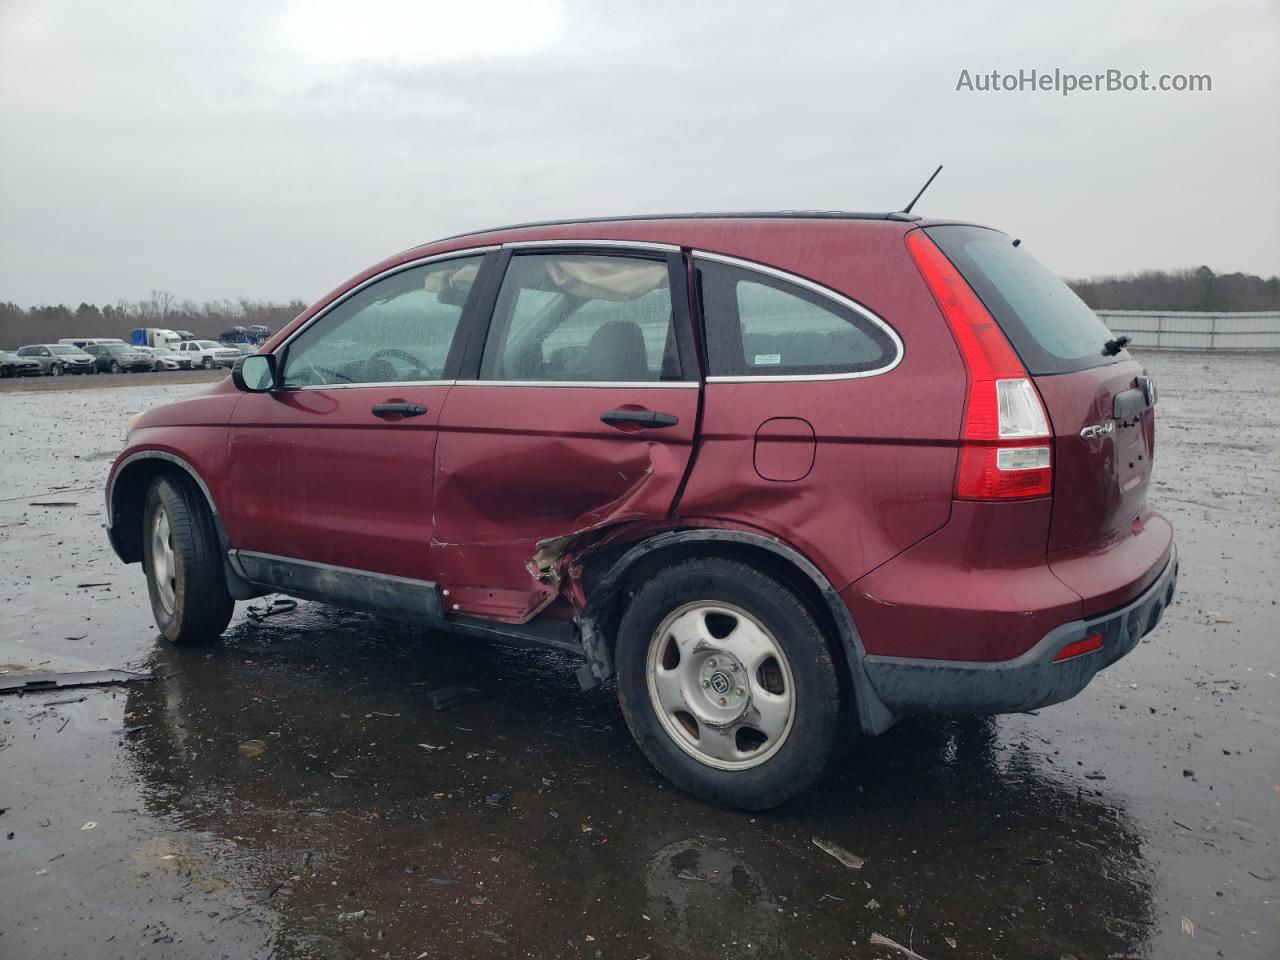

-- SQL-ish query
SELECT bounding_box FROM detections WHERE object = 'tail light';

[906,230,1053,500]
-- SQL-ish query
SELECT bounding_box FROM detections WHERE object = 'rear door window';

[695,257,899,378]
[925,225,1124,375]
[478,253,682,382]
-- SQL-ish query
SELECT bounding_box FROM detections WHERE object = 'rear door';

[926,225,1169,609]
[430,244,700,622]
[221,251,492,582]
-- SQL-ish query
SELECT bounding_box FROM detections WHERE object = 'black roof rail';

[427,210,920,245]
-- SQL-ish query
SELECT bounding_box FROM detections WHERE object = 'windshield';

[48,345,84,355]
[925,225,1126,375]
[197,340,221,349]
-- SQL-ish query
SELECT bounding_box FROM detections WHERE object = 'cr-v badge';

[1080,421,1115,439]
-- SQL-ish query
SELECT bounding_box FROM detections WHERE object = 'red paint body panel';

[844,498,1081,661]
[107,382,241,501]
[431,383,699,618]
[1035,359,1154,554]
[1049,511,1173,617]
[220,384,453,580]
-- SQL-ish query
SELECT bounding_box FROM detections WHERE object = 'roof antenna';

[901,165,943,215]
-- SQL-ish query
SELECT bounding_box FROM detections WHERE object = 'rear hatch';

[926,225,1170,610]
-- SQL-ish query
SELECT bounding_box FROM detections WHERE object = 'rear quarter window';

[695,256,900,379]
[925,225,1125,375]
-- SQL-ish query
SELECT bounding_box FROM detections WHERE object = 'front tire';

[202,356,213,370]
[110,361,122,374]
[142,474,234,644]
[615,558,843,809]
[50,363,64,377]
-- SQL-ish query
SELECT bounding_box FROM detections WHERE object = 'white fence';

[1096,310,1280,351]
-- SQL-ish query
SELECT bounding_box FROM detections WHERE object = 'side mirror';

[232,354,277,392]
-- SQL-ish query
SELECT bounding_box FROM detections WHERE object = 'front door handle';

[600,409,679,429]
[372,402,427,418]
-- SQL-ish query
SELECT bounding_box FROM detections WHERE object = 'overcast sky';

[1,0,1276,307]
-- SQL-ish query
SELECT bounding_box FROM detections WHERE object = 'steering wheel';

[366,348,427,382]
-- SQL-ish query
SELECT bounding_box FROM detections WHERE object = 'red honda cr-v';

[106,212,1177,808]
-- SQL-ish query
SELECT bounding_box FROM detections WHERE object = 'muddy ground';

[0,368,225,393]
[0,352,1276,960]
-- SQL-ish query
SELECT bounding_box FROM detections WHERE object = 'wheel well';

[581,536,855,702]
[110,459,209,563]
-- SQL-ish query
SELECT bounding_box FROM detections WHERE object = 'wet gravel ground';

[0,368,225,393]
[1,352,1276,960]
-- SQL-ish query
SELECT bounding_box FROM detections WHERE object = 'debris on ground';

[0,669,152,695]
[417,743,445,751]
[246,598,298,621]
[337,910,367,922]
[28,501,79,507]
[812,836,864,869]
[75,583,111,589]
[429,685,481,711]
[1198,609,1232,624]
[238,740,267,758]
[81,821,97,831]
[869,932,931,959]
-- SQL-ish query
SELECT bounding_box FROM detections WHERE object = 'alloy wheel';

[149,506,177,615]
[645,601,796,770]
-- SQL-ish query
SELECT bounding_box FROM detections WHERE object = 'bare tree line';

[1068,266,1280,312]
[3,266,1277,349]
[0,291,307,348]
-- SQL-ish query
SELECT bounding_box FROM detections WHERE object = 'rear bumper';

[861,544,1178,715]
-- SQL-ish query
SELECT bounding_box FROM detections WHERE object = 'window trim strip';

[452,379,698,389]
[693,250,904,383]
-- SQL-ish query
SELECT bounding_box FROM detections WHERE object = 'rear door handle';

[600,409,679,429]
[372,402,427,418]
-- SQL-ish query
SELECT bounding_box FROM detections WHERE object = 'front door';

[431,246,701,621]
[221,252,489,582]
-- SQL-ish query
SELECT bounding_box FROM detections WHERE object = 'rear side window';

[695,257,898,378]
[479,253,681,382]
[926,225,1124,375]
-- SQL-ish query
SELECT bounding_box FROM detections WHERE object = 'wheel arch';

[107,451,260,600]
[108,451,226,561]
[578,528,897,735]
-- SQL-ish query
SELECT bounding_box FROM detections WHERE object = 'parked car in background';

[83,342,154,373]
[176,339,240,369]
[217,325,250,343]
[0,349,43,378]
[247,324,272,341]
[137,346,191,371]
[58,337,126,350]
[17,344,97,375]
[232,343,258,356]
[105,212,1176,809]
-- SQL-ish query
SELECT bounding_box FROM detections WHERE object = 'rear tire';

[615,558,843,810]
[142,474,234,644]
